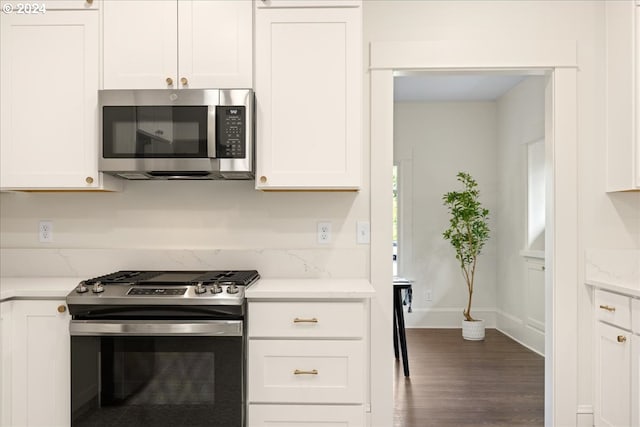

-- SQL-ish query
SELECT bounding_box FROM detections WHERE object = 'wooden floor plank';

[394,329,544,427]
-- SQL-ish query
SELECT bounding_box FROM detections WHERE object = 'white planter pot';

[462,319,485,341]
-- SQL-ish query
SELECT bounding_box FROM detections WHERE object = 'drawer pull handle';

[294,369,318,375]
[293,317,318,323]
[617,335,627,343]
[599,305,616,312]
[57,305,66,313]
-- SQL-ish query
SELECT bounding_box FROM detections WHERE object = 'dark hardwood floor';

[394,329,544,427]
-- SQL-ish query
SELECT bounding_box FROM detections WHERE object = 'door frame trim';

[368,39,578,427]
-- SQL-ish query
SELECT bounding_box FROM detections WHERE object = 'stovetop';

[66,270,260,309]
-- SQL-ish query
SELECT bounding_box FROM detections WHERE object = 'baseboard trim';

[403,307,496,328]
[495,326,545,357]
[496,310,545,356]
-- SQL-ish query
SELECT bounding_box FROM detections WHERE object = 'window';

[527,139,545,251]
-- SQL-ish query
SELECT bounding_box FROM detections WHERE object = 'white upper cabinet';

[103,0,252,90]
[254,3,362,190]
[605,1,639,191]
[0,3,120,191]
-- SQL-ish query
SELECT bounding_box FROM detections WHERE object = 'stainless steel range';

[66,270,259,427]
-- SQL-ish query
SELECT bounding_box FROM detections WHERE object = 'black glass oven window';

[71,336,242,427]
[103,106,208,158]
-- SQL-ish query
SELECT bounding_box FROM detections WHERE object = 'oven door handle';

[69,320,243,336]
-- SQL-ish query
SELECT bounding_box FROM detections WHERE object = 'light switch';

[356,221,370,244]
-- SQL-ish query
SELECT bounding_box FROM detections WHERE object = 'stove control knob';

[76,281,88,293]
[226,284,239,294]
[194,282,207,295]
[92,281,104,294]
[210,283,223,294]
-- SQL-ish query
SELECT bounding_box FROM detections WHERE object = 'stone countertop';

[0,277,80,301]
[1,276,376,301]
[585,249,640,298]
[245,278,375,300]
[585,279,640,298]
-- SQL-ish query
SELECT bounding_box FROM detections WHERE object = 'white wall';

[495,76,546,354]
[394,101,498,327]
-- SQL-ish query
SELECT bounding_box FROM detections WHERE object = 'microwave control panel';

[216,106,246,159]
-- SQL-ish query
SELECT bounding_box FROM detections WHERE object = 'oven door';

[70,320,243,427]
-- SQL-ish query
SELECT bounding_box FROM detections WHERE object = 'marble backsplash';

[585,248,640,289]
[0,248,369,279]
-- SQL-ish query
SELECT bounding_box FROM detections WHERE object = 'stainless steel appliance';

[66,270,260,427]
[99,89,254,180]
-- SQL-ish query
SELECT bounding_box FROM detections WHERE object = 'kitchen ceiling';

[394,74,527,102]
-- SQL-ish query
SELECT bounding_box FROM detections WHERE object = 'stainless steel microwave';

[99,89,254,180]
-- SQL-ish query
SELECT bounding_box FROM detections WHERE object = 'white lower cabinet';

[247,300,367,426]
[633,298,640,427]
[594,289,634,427]
[248,404,365,426]
[0,299,70,427]
[0,301,11,427]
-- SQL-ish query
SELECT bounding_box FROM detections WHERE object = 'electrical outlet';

[39,220,53,243]
[317,222,331,244]
[425,289,433,302]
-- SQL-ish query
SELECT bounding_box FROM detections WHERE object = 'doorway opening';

[391,71,547,425]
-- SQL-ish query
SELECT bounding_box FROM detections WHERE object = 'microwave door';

[136,107,174,149]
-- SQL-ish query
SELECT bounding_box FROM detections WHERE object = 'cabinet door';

[102,0,177,89]
[0,10,107,190]
[633,332,640,427]
[0,302,12,427]
[604,0,638,191]
[596,322,632,427]
[248,404,365,426]
[178,0,252,89]
[255,6,362,190]
[10,300,70,427]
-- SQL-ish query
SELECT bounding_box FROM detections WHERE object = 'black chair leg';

[394,286,410,377]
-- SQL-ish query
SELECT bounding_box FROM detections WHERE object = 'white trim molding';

[370,40,577,70]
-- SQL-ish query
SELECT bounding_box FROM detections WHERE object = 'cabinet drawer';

[248,340,364,404]
[248,404,365,426]
[248,301,364,338]
[595,289,631,329]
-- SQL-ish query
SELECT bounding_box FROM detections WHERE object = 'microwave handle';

[208,105,217,159]
[70,319,242,337]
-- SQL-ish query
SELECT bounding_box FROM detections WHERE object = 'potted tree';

[442,172,490,340]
